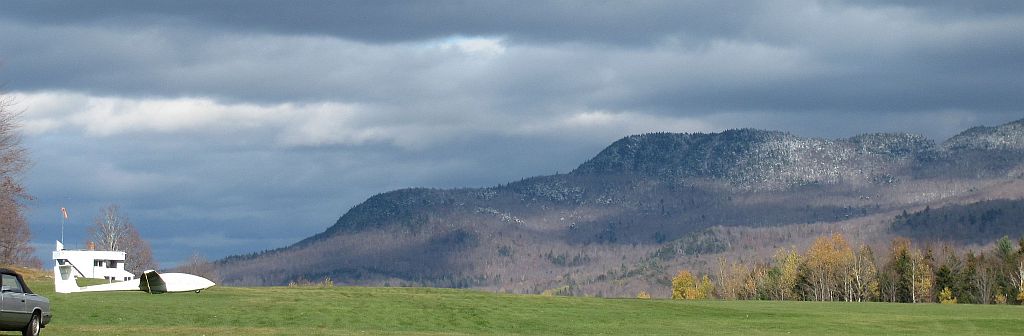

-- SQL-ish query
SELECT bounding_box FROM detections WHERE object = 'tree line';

[892,200,1024,244]
[669,234,1024,304]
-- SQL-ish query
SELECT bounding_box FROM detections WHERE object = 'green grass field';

[9,276,1024,335]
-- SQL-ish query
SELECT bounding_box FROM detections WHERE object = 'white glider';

[54,264,215,294]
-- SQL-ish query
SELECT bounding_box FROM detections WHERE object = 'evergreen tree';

[880,238,913,302]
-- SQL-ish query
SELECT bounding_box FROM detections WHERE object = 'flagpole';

[60,207,68,244]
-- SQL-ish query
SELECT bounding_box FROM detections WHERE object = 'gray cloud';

[3,1,1020,112]
[0,1,763,45]
[3,1,1022,265]
[6,1,1020,45]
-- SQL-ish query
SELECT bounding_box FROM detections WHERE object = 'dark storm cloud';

[2,0,1020,114]
[1,0,760,45]
[4,0,1021,45]
[842,0,1024,16]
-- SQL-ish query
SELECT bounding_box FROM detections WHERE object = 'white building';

[52,240,135,282]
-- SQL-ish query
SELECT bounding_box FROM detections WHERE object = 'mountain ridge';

[217,118,1024,296]
[944,118,1024,151]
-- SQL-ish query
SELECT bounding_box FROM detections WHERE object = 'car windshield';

[1,274,24,293]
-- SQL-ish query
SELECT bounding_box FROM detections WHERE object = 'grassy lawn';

[6,275,1023,335]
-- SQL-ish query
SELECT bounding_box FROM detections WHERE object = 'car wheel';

[22,313,40,336]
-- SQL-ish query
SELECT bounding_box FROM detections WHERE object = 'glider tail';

[53,264,81,294]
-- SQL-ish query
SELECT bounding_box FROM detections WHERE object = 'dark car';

[0,268,51,336]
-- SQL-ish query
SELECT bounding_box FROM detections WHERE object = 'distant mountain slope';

[892,199,1024,244]
[217,118,1024,296]
[573,129,936,190]
[944,119,1024,151]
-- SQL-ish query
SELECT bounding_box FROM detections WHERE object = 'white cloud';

[14,91,409,147]
[16,91,279,135]
[438,36,507,57]
[515,110,716,139]
[22,118,63,135]
[275,103,391,147]
[15,90,719,151]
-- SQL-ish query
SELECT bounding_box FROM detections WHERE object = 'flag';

[61,207,69,220]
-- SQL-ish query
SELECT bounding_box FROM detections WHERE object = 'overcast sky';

[1,0,1021,266]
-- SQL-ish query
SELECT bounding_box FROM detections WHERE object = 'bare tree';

[850,244,879,302]
[973,254,997,304]
[91,204,132,251]
[0,91,35,267]
[121,225,157,275]
[90,204,158,275]
[177,251,220,284]
[0,191,32,265]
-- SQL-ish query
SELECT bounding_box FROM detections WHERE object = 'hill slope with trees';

[216,118,1024,297]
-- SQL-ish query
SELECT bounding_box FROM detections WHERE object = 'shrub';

[938,287,957,304]
[541,285,572,296]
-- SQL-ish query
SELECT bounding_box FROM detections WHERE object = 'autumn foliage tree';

[773,247,800,300]
[802,233,854,301]
[697,274,714,299]
[672,270,695,300]
[910,247,934,303]
[672,270,713,300]
[0,92,35,267]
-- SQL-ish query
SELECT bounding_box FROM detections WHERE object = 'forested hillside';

[892,199,1024,244]
[217,119,1024,297]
